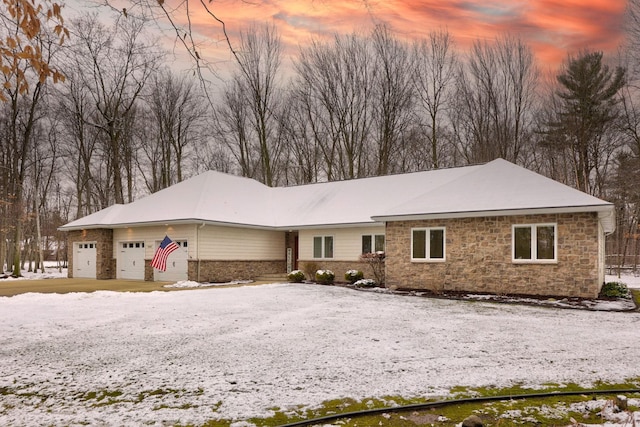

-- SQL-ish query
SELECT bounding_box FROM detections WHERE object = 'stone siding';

[191,260,286,283]
[66,229,115,279]
[385,213,602,298]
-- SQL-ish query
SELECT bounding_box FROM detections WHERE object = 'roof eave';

[371,205,615,223]
[274,221,385,231]
[58,218,277,232]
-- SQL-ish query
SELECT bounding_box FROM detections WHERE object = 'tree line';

[1,3,640,275]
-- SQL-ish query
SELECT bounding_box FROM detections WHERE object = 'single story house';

[59,158,615,298]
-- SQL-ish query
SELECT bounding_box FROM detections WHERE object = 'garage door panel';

[154,240,188,282]
[74,242,96,278]
[118,242,145,280]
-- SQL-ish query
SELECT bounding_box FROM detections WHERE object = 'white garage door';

[154,240,188,282]
[118,241,146,280]
[74,242,96,278]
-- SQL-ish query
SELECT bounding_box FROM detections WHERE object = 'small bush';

[354,278,376,288]
[287,270,305,283]
[600,281,631,299]
[315,269,335,285]
[301,261,320,281]
[360,251,385,285]
[344,269,364,284]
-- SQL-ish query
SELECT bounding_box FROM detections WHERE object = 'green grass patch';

[216,380,640,427]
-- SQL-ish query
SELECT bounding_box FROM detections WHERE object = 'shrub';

[287,270,305,283]
[354,278,376,288]
[600,281,631,299]
[315,269,335,285]
[301,261,320,281]
[360,251,385,285]
[344,269,364,284]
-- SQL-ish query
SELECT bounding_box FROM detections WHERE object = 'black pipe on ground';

[277,388,640,427]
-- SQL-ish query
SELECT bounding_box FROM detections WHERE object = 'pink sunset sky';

[181,0,627,69]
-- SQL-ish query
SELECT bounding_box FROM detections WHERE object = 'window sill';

[512,259,557,265]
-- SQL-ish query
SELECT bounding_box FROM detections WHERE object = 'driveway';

[1,283,639,425]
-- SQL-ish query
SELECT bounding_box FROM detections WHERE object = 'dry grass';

[0,278,176,297]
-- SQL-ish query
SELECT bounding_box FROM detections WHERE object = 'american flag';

[151,235,179,271]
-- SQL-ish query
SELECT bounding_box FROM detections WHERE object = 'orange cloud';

[179,0,626,71]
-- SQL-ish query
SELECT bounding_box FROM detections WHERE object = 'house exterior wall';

[298,226,385,261]
[198,225,285,260]
[66,229,115,279]
[297,225,385,282]
[385,213,603,298]
[190,260,286,283]
[113,225,196,259]
[115,224,285,281]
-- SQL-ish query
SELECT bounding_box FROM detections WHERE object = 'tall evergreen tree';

[551,51,625,194]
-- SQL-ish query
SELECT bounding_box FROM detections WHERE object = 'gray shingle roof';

[60,159,615,233]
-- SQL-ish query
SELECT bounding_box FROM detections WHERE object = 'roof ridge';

[276,161,487,189]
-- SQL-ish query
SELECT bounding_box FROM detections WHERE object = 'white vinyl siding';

[197,225,285,260]
[114,224,283,261]
[114,225,195,259]
[299,226,385,261]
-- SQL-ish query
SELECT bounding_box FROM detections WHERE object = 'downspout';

[197,222,205,282]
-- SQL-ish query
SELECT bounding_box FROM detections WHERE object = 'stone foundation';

[297,260,375,282]
[66,229,115,279]
[385,213,602,298]
[190,260,286,283]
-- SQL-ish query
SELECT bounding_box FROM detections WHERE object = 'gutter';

[371,204,615,223]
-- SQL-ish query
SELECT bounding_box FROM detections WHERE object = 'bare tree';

[280,90,321,185]
[0,21,59,275]
[139,70,207,193]
[216,23,285,187]
[295,32,375,180]
[213,78,256,179]
[370,24,414,175]
[67,13,162,205]
[412,29,458,169]
[453,36,538,165]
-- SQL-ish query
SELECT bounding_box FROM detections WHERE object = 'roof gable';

[374,159,612,219]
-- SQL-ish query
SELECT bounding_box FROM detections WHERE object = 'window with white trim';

[411,227,445,261]
[313,236,334,259]
[512,224,557,262]
[362,234,385,253]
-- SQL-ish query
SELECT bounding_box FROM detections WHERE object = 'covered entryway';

[74,242,97,278]
[154,240,188,282]
[118,241,145,280]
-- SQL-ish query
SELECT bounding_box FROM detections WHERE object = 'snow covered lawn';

[1,282,639,426]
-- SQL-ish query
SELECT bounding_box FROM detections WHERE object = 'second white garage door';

[118,242,145,280]
[154,240,188,282]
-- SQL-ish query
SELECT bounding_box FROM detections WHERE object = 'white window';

[313,236,333,259]
[411,227,445,261]
[362,234,385,253]
[512,224,557,263]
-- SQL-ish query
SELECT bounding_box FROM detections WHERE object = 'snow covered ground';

[0,276,639,426]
